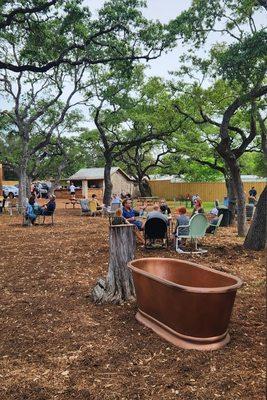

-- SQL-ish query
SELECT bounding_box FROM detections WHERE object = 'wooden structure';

[68,167,135,199]
[149,179,267,202]
[92,224,136,304]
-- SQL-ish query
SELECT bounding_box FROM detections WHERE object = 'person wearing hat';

[206,208,219,234]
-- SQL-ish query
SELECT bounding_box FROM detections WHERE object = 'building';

[68,167,135,198]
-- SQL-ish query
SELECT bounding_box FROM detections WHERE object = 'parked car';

[35,182,51,198]
[3,185,19,197]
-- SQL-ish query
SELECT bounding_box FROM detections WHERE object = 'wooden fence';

[149,180,266,202]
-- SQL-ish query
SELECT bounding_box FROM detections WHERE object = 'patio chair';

[80,199,90,216]
[175,213,209,254]
[206,214,223,235]
[43,210,55,225]
[107,202,121,217]
[144,217,168,249]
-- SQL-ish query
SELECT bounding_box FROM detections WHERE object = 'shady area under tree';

[0,200,265,400]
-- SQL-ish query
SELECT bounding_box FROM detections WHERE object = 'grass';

[166,200,216,212]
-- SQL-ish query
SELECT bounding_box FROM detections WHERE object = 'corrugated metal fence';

[149,180,266,201]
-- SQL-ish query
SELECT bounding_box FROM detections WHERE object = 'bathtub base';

[136,310,230,351]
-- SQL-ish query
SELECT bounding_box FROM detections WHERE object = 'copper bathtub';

[128,258,243,350]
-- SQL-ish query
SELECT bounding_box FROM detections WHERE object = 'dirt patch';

[0,205,265,399]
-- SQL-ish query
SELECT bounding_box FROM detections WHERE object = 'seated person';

[159,198,171,215]
[80,196,89,212]
[42,195,56,215]
[27,193,42,215]
[25,197,37,224]
[147,203,168,224]
[112,208,127,225]
[122,198,143,230]
[115,206,145,244]
[138,201,148,216]
[174,207,190,236]
[248,195,257,205]
[111,194,121,205]
[173,207,190,251]
[6,192,17,216]
[92,194,102,210]
[191,199,204,217]
[206,208,219,234]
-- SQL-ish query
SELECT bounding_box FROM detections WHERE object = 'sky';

[84,0,265,80]
[1,1,265,131]
[85,0,192,79]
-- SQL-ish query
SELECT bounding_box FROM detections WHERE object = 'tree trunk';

[92,224,136,304]
[244,186,267,250]
[225,176,236,225]
[103,158,113,206]
[229,162,247,237]
[138,179,152,197]
[19,161,30,209]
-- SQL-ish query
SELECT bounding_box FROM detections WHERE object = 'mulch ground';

[0,203,265,400]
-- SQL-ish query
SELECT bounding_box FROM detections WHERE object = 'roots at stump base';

[91,278,135,305]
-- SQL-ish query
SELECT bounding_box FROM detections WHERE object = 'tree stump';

[244,186,267,251]
[92,224,136,304]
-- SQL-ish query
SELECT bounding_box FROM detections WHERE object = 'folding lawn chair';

[144,217,168,249]
[175,213,209,254]
[206,214,223,235]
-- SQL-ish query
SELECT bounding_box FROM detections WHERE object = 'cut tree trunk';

[92,224,136,304]
[244,186,267,250]
[103,160,113,206]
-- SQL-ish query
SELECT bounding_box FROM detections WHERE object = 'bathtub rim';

[128,257,243,294]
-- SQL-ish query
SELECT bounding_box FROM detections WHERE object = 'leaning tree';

[0,63,88,206]
[169,0,267,236]
[244,186,267,251]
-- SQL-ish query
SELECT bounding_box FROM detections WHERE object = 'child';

[112,208,126,225]
[173,206,190,252]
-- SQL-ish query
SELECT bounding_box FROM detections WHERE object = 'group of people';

[110,196,220,250]
[25,193,56,224]
[80,194,103,213]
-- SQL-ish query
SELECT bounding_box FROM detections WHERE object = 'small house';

[68,167,135,198]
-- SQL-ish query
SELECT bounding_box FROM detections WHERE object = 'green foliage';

[211,30,267,88]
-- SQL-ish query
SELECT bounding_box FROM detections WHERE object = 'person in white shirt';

[69,183,76,195]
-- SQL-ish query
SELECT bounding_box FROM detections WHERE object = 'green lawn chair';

[175,213,209,254]
[206,214,223,235]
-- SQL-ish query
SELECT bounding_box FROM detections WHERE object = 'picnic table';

[64,197,80,209]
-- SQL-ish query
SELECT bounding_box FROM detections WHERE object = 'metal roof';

[69,167,132,181]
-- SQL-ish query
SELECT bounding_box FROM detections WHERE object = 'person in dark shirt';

[42,194,56,215]
[249,186,257,198]
[159,198,171,215]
